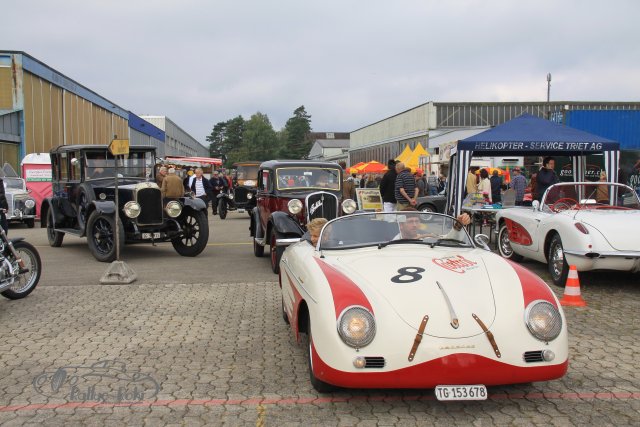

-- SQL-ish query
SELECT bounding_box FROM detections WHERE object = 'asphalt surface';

[0,213,638,426]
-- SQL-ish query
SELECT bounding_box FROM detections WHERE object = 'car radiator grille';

[234,187,248,204]
[137,187,163,225]
[306,192,338,222]
[364,357,386,368]
[523,351,545,363]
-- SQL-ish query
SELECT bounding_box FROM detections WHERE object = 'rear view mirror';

[474,234,491,251]
[532,200,540,210]
[70,158,79,165]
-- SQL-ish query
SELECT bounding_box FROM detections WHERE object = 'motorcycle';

[0,217,42,300]
[216,189,237,220]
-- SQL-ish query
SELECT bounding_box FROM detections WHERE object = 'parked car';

[250,160,356,274]
[231,161,261,215]
[2,169,37,228]
[280,211,568,393]
[40,145,209,262]
[495,182,640,286]
[416,190,447,213]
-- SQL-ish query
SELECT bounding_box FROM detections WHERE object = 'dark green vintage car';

[40,145,209,262]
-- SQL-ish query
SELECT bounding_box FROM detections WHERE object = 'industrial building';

[0,50,206,173]
[140,116,208,157]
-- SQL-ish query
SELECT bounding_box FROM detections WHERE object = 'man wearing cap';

[161,168,184,199]
[510,167,527,206]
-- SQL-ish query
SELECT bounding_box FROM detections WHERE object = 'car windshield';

[318,212,473,250]
[85,151,154,179]
[276,167,341,191]
[235,165,259,184]
[542,182,640,213]
[3,177,25,190]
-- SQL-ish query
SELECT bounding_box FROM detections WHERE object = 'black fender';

[91,200,116,215]
[183,197,206,211]
[270,211,305,237]
[40,199,54,228]
[251,208,261,238]
[9,237,25,244]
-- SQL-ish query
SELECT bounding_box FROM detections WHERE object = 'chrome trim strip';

[564,250,640,258]
[276,237,301,246]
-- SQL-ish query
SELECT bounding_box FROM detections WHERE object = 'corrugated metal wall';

[22,71,128,153]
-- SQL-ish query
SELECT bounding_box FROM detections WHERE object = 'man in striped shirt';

[394,162,418,210]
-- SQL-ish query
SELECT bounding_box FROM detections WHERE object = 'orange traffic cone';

[559,265,587,307]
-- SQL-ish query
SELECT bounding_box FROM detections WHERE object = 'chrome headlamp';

[337,306,376,348]
[165,201,182,218]
[228,193,234,200]
[246,192,253,200]
[25,199,36,209]
[123,201,141,218]
[525,300,562,342]
[288,199,303,215]
[342,199,357,214]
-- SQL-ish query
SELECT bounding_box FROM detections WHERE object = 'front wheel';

[305,312,336,393]
[270,231,284,274]
[548,234,569,287]
[418,203,436,213]
[172,209,209,257]
[218,199,228,219]
[497,224,523,262]
[47,209,64,247]
[87,211,124,262]
[1,241,42,300]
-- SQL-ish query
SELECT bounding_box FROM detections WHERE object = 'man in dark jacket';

[379,159,398,212]
[490,170,503,203]
[209,170,228,214]
[190,168,213,214]
[536,156,559,202]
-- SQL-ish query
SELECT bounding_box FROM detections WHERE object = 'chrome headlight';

[25,199,36,209]
[123,201,141,218]
[165,201,182,218]
[246,192,253,200]
[525,300,562,342]
[337,306,376,348]
[228,193,234,200]
[288,199,303,215]
[342,198,357,214]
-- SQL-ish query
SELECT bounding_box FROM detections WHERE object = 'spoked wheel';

[172,210,209,257]
[1,241,42,300]
[497,225,523,262]
[548,233,569,287]
[86,211,124,262]
[304,312,335,393]
[270,231,284,274]
[46,209,64,247]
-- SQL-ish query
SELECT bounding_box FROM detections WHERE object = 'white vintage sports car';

[279,211,568,396]
[495,182,640,286]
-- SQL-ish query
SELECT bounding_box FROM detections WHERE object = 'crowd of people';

[156,166,234,214]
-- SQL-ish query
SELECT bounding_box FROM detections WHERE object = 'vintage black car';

[250,160,357,273]
[416,190,447,213]
[230,161,260,215]
[40,145,209,262]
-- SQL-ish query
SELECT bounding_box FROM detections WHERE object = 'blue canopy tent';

[447,114,619,216]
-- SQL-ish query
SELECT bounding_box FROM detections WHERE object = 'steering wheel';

[550,198,578,213]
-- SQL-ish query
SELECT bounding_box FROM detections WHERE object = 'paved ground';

[0,213,638,426]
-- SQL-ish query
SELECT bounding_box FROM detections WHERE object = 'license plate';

[435,385,487,401]
[238,209,245,213]
[142,232,161,239]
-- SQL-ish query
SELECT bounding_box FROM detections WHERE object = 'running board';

[55,228,83,237]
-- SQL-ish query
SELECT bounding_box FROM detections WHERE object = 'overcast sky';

[3,0,640,148]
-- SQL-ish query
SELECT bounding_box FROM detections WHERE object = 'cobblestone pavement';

[1,279,638,426]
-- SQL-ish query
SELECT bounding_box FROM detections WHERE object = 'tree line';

[207,106,313,167]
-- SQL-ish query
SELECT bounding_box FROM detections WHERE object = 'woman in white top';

[477,168,492,203]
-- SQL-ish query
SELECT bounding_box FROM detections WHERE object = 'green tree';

[206,115,245,166]
[283,106,312,159]
[227,112,280,164]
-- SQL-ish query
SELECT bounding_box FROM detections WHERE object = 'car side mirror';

[70,158,79,165]
[532,200,540,210]
[27,188,32,194]
[474,234,491,251]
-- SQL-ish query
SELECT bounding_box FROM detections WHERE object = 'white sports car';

[279,211,568,396]
[496,182,640,286]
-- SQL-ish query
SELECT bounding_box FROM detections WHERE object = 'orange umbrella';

[357,161,387,174]
[347,162,366,174]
